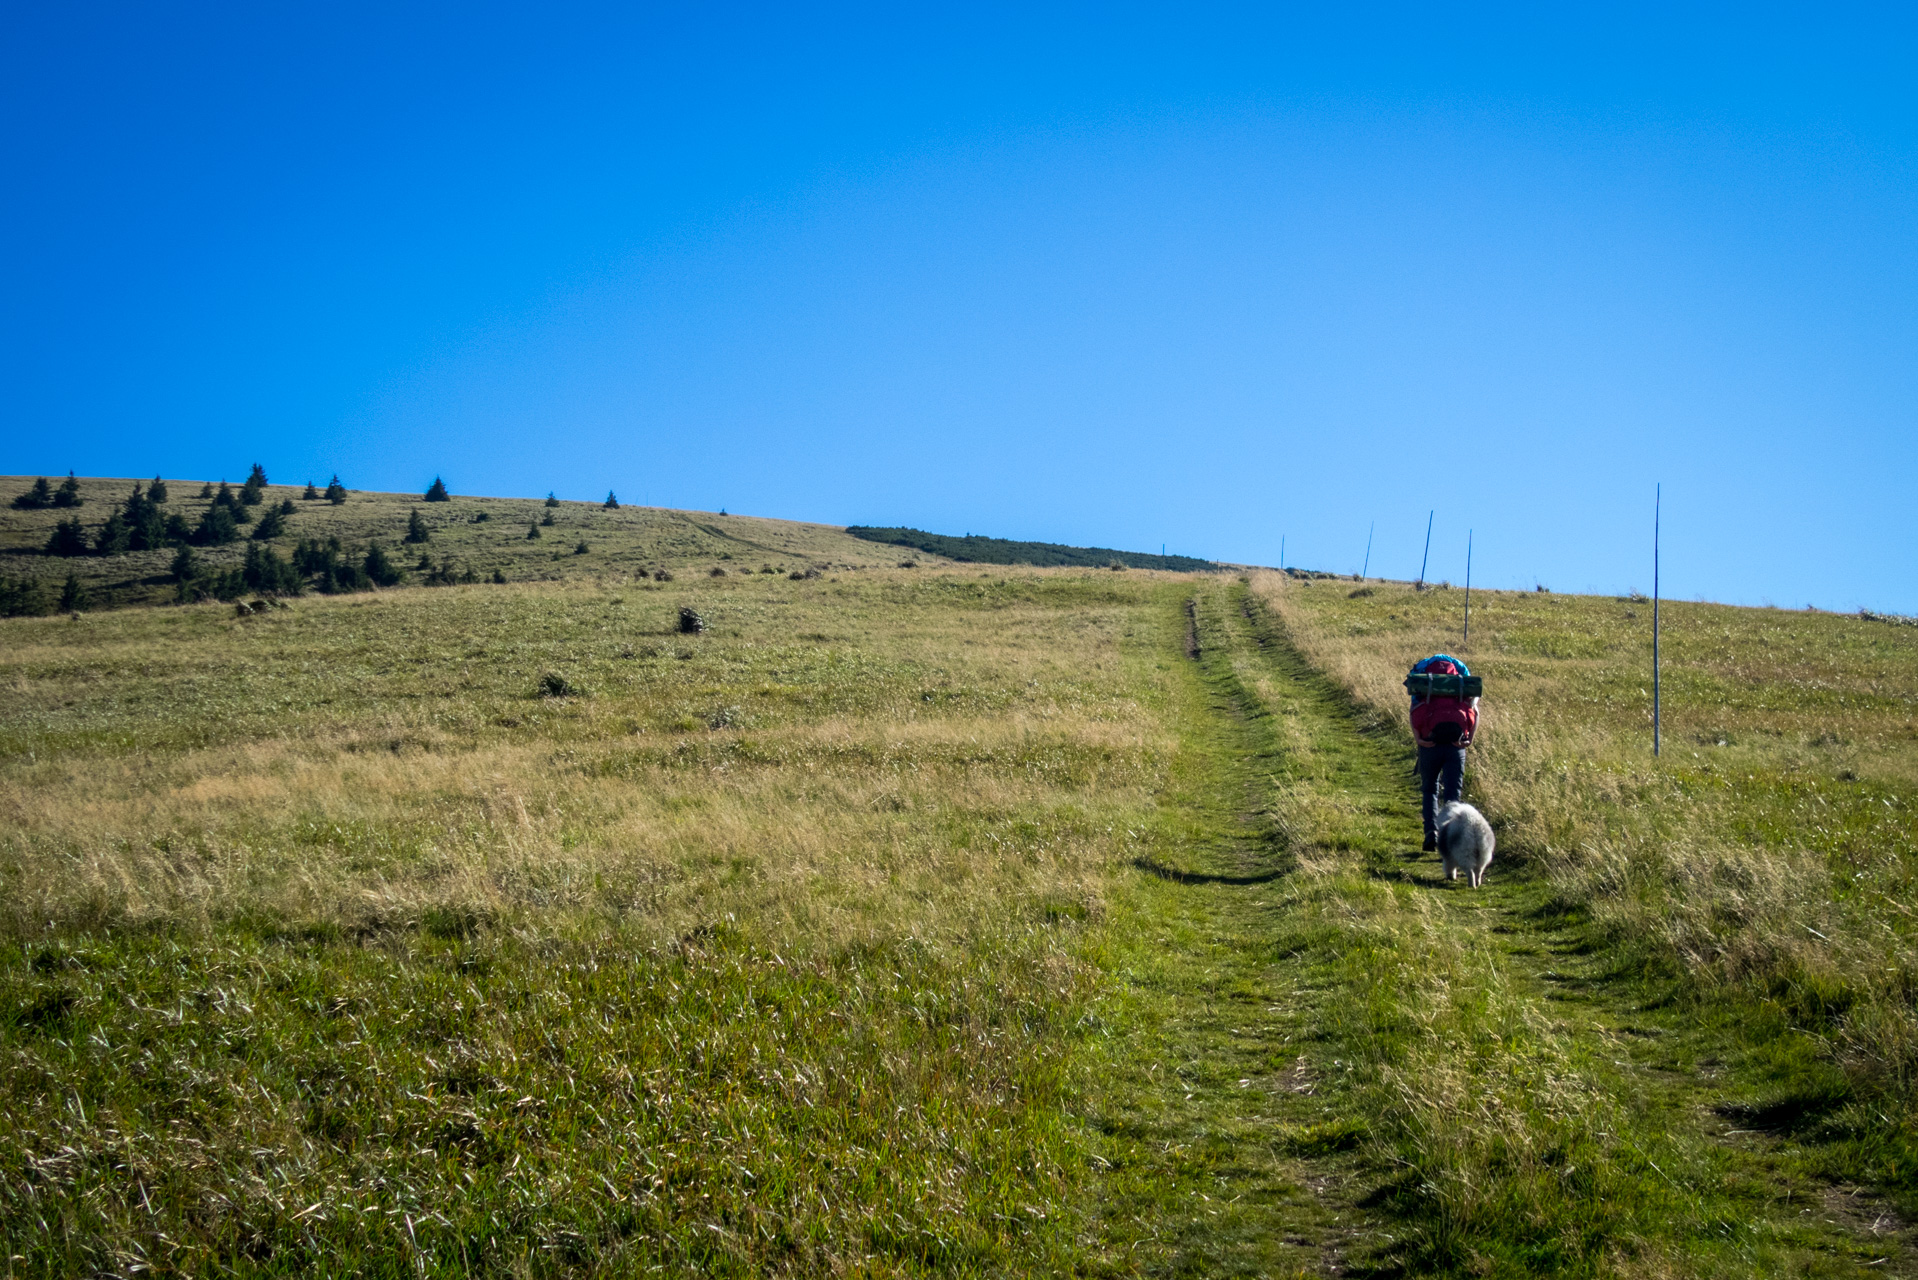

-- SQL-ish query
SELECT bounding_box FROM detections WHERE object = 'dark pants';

[1417,745,1466,838]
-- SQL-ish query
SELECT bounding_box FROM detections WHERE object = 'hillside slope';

[0,474,915,611]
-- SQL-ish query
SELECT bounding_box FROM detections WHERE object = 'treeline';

[845,526,1217,572]
[29,465,360,558]
[3,466,494,614]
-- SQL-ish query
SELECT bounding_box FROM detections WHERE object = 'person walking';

[1408,653,1479,851]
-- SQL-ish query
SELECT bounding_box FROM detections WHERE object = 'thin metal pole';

[1279,535,1285,570]
[1653,484,1661,758]
[1361,522,1373,579]
[1418,510,1433,585]
[1464,529,1472,645]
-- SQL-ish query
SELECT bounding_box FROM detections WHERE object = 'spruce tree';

[53,473,83,508]
[59,573,86,612]
[12,478,53,509]
[405,509,431,543]
[163,514,193,544]
[363,542,402,586]
[574,539,590,555]
[604,491,619,509]
[194,505,239,545]
[423,477,450,502]
[94,512,131,555]
[324,475,347,504]
[149,476,168,503]
[240,465,265,505]
[545,492,560,508]
[252,507,285,540]
[526,521,542,540]
[170,545,198,582]
[45,518,89,556]
[540,510,556,527]
[198,481,213,499]
[302,480,320,500]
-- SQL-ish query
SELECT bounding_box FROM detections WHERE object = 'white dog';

[1435,802,1496,887]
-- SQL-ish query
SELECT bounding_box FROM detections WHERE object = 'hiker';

[1407,653,1479,852]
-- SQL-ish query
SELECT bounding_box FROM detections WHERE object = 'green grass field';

[3,481,1916,1276]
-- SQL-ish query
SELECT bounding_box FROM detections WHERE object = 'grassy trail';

[1088,579,1912,1276]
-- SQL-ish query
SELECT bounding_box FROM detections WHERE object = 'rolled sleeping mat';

[1404,672,1483,698]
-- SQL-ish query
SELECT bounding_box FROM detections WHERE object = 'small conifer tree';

[526,521,541,540]
[45,518,89,556]
[574,539,589,555]
[423,477,450,502]
[241,465,266,505]
[541,511,556,527]
[491,567,507,583]
[302,481,320,500]
[194,505,239,545]
[149,476,168,503]
[198,481,213,498]
[170,545,198,582]
[604,491,619,509]
[545,492,560,507]
[59,573,86,612]
[405,509,431,543]
[363,542,402,586]
[12,478,53,510]
[54,473,83,508]
[247,463,268,487]
[252,507,285,540]
[163,513,192,544]
[279,498,296,515]
[324,475,347,505]
[94,510,131,556]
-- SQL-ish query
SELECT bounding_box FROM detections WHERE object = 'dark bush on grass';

[1349,586,1375,598]
[491,568,507,584]
[678,607,706,634]
[404,509,431,543]
[574,540,590,555]
[653,569,674,582]
[709,567,726,577]
[538,672,584,698]
[12,478,53,510]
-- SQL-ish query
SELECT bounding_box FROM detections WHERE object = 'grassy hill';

[2,495,1916,1273]
[0,474,920,613]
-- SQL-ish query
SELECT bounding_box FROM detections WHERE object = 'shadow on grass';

[1131,856,1285,887]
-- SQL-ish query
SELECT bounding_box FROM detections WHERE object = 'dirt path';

[1082,578,1913,1276]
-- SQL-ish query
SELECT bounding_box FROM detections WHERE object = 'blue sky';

[4,3,1915,609]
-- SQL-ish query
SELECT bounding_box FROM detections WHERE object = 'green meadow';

[2,477,1916,1276]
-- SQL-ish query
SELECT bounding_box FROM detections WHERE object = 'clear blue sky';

[5,4,1915,610]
